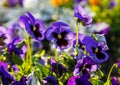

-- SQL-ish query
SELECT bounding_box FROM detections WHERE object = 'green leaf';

[36,63,49,77]
[91,78,104,85]
[62,52,73,59]
[12,54,23,65]
[16,40,26,48]
[96,69,104,78]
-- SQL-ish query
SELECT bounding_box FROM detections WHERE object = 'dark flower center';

[30,24,42,39]
[85,64,91,69]
[80,45,85,51]
[96,52,106,60]
[92,46,102,53]
[92,46,106,60]
[34,24,42,37]
[84,17,89,22]
[52,31,69,47]
[57,39,68,47]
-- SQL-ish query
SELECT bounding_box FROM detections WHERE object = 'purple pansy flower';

[50,58,67,77]
[82,36,109,63]
[73,56,98,76]
[7,38,27,59]
[74,5,92,25]
[111,77,119,85]
[45,22,73,50]
[8,0,23,7]
[43,75,58,85]
[109,0,117,9]
[19,12,45,40]
[67,73,92,85]
[0,62,14,85]
[12,76,27,85]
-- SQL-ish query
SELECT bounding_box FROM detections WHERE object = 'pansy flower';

[8,0,23,7]
[108,0,117,9]
[45,21,73,50]
[0,62,14,85]
[50,58,67,77]
[82,36,108,63]
[19,12,45,41]
[73,56,98,76]
[7,38,27,59]
[74,5,92,26]
[43,75,58,85]
[67,73,92,85]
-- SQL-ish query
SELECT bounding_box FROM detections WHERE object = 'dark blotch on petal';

[96,52,106,60]
[52,32,58,39]
[57,39,68,47]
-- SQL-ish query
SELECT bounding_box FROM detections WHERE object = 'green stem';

[55,50,62,84]
[105,64,116,85]
[76,22,79,46]
[55,50,59,79]
[75,22,79,56]
[24,33,32,74]
[107,64,116,81]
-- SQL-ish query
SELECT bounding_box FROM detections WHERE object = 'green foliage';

[35,63,49,77]
[12,54,23,65]
[92,0,120,32]
[96,69,104,78]
[91,79,104,85]
[104,80,111,85]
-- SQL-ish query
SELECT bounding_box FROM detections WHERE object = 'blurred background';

[0,0,120,80]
